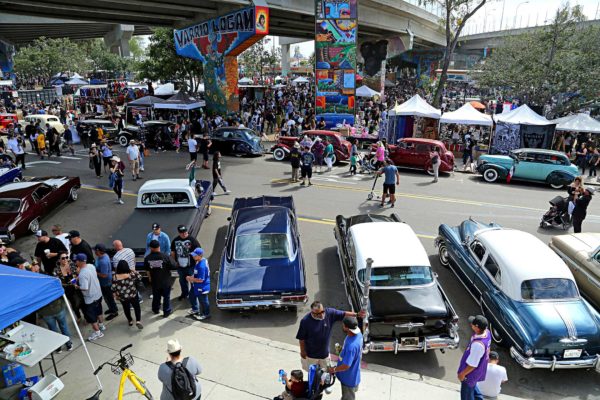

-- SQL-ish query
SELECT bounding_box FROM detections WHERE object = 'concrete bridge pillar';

[103,24,134,57]
[281,43,290,76]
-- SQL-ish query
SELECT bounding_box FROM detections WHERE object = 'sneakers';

[194,314,211,321]
[136,322,144,330]
[225,190,231,194]
[66,342,73,351]
[187,309,199,315]
[118,199,124,205]
[56,347,63,354]
[88,330,104,341]
[99,323,106,332]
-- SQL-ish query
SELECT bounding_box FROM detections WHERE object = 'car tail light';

[282,295,308,302]
[217,298,243,305]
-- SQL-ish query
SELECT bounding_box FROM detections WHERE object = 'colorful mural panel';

[316,0,357,19]
[173,7,269,114]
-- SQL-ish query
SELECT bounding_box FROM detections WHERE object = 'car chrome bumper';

[510,347,600,371]
[364,335,459,354]
[216,297,308,310]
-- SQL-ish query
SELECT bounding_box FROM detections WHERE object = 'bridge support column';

[281,43,290,77]
[103,24,134,57]
[358,34,412,94]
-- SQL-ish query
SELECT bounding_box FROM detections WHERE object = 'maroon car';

[271,130,352,164]
[372,138,454,175]
[0,177,81,242]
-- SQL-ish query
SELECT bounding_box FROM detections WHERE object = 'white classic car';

[19,114,65,134]
[550,233,600,310]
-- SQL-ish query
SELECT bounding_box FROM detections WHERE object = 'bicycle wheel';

[129,374,153,400]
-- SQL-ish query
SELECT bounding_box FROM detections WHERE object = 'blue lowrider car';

[478,148,578,189]
[435,219,600,371]
[0,166,22,186]
[216,196,307,309]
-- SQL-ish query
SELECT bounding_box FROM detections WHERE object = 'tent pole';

[63,294,102,391]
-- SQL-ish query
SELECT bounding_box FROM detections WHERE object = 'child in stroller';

[274,365,335,400]
[540,195,572,229]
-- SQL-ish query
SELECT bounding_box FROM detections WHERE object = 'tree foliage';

[79,39,132,74]
[137,28,203,92]
[13,37,88,81]
[476,5,599,115]
[238,38,280,80]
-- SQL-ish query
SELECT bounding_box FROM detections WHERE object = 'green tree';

[79,39,131,75]
[13,37,88,81]
[137,28,203,92]
[476,5,597,115]
[238,38,280,81]
[421,0,487,107]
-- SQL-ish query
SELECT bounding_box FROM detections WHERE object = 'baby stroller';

[358,152,377,174]
[540,195,572,230]
[275,365,336,400]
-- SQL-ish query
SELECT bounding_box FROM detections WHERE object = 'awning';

[555,113,600,134]
[440,103,493,126]
[127,95,166,107]
[494,104,554,125]
[238,77,253,84]
[154,91,205,110]
[390,94,441,119]
[356,85,379,98]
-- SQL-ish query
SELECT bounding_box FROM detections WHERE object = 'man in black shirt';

[170,225,201,301]
[67,230,95,263]
[573,187,594,233]
[34,230,67,274]
[144,240,173,317]
[199,133,211,169]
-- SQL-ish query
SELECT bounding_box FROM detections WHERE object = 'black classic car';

[116,121,180,148]
[209,127,264,157]
[334,214,459,353]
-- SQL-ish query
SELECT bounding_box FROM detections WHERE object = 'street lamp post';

[513,1,529,29]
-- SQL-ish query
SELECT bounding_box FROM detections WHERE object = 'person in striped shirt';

[112,240,136,271]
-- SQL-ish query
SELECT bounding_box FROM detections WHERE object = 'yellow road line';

[81,185,138,197]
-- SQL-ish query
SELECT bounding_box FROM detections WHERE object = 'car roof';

[81,119,114,124]
[477,229,575,300]
[235,206,290,236]
[139,179,192,192]
[349,222,430,270]
[513,148,567,157]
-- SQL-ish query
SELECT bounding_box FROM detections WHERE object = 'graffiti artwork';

[316,20,357,43]
[174,7,269,114]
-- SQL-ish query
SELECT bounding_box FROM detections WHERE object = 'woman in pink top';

[375,142,385,169]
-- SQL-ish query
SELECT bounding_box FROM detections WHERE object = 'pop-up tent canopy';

[555,113,600,134]
[491,104,556,154]
[238,77,253,84]
[390,94,441,119]
[127,95,166,107]
[70,73,84,79]
[439,103,493,126]
[154,92,205,110]
[356,85,379,98]
[154,83,177,96]
[292,76,309,84]
[65,77,89,85]
[494,104,554,125]
[386,95,441,142]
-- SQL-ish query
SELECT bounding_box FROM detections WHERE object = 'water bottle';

[278,369,285,383]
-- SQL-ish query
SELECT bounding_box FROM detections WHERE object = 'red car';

[0,177,81,242]
[373,138,454,175]
[271,130,352,164]
[0,114,18,133]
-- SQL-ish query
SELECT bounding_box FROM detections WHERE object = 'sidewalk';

[1,314,527,400]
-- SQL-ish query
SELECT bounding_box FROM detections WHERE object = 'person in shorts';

[299,146,315,186]
[74,253,106,341]
[378,159,400,208]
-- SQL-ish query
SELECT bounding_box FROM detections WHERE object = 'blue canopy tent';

[0,265,101,391]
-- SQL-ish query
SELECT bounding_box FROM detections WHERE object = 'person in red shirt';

[275,370,308,400]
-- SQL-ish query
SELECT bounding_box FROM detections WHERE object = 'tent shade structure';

[65,78,88,85]
[154,92,205,110]
[470,101,485,110]
[127,95,166,107]
[555,113,600,134]
[439,103,493,126]
[154,83,177,96]
[356,85,379,98]
[494,104,554,125]
[292,76,309,84]
[0,265,63,329]
[392,94,441,119]
[238,77,253,84]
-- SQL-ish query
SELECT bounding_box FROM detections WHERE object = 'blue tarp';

[0,265,64,330]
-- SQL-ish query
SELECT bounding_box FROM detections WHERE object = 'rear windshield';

[0,199,21,212]
[358,266,433,287]
[234,233,289,260]
[140,192,191,205]
[521,278,578,301]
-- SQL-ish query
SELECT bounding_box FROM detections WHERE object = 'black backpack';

[167,358,196,400]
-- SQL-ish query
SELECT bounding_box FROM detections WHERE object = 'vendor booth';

[125,95,165,125]
[386,94,441,143]
[491,104,556,155]
[0,265,100,399]
[439,103,493,160]
[356,85,379,98]
[555,113,600,134]
[154,92,206,121]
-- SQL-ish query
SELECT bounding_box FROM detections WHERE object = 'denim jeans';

[101,285,118,314]
[177,266,194,298]
[42,308,72,346]
[152,286,172,315]
[460,381,483,400]
[189,290,210,316]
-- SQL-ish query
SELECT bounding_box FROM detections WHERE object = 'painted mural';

[315,0,357,128]
[173,7,269,114]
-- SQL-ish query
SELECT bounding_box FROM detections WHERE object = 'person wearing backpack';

[158,339,202,400]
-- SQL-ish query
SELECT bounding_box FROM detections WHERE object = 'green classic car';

[478,148,578,189]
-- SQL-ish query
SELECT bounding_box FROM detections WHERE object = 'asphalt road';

[14,146,600,400]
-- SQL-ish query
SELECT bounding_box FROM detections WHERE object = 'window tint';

[521,278,578,300]
[415,144,430,153]
[357,266,433,287]
[0,199,21,212]
[140,191,191,205]
[212,130,223,138]
[234,233,289,260]
[470,241,486,261]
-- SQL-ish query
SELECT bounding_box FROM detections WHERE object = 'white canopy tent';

[555,113,600,134]
[390,94,441,119]
[65,77,89,85]
[272,83,286,89]
[70,72,84,79]
[238,77,253,84]
[154,82,177,96]
[292,76,309,84]
[356,85,379,98]
[494,104,554,125]
[439,103,493,126]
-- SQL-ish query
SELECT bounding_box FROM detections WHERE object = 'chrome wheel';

[118,135,128,147]
[29,218,40,233]
[549,182,564,189]
[489,321,505,345]
[273,148,286,161]
[438,241,450,267]
[68,187,78,202]
[483,168,498,183]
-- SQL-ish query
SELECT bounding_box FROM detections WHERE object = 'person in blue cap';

[186,248,211,320]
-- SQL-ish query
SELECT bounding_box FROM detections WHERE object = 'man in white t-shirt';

[188,135,198,162]
[477,351,508,399]
[126,140,141,181]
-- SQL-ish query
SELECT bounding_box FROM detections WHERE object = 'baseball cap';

[167,339,182,354]
[74,253,87,262]
[67,230,80,239]
[152,223,160,230]
[489,350,499,360]
[190,248,204,257]
[468,315,489,331]
[94,243,107,252]
[177,225,188,233]
[149,240,160,249]
[343,316,361,335]
[35,230,48,237]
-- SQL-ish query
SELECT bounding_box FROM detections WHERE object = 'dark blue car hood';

[220,258,303,296]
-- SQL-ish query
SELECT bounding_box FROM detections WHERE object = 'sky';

[272,0,600,56]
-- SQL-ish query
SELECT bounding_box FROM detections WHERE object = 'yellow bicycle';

[87,344,153,400]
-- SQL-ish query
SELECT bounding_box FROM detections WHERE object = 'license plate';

[401,337,419,346]
[564,349,582,358]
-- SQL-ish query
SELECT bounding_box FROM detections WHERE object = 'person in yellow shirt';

[97,127,104,141]
[36,131,47,159]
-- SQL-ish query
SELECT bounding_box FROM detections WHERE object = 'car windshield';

[0,199,21,212]
[234,233,290,260]
[358,266,434,287]
[521,278,579,301]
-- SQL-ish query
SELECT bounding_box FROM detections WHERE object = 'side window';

[222,131,232,139]
[415,144,429,153]
[495,269,502,286]
[483,255,499,278]
[594,250,600,263]
[32,185,53,201]
[469,240,486,262]
[233,132,243,139]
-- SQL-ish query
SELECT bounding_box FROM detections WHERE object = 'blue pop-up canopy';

[0,265,64,330]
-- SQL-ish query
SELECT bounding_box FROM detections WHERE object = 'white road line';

[58,156,81,160]
[26,161,61,166]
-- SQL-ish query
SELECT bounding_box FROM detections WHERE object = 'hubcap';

[71,189,78,200]
[439,245,449,265]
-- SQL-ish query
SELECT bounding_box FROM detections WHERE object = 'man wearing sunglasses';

[296,301,365,371]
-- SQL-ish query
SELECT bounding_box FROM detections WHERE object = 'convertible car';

[0,177,81,242]
[216,196,307,310]
[550,233,600,310]
[436,219,600,371]
[334,213,459,353]
[478,148,578,188]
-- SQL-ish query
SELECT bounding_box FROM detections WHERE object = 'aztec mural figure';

[174,7,269,114]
